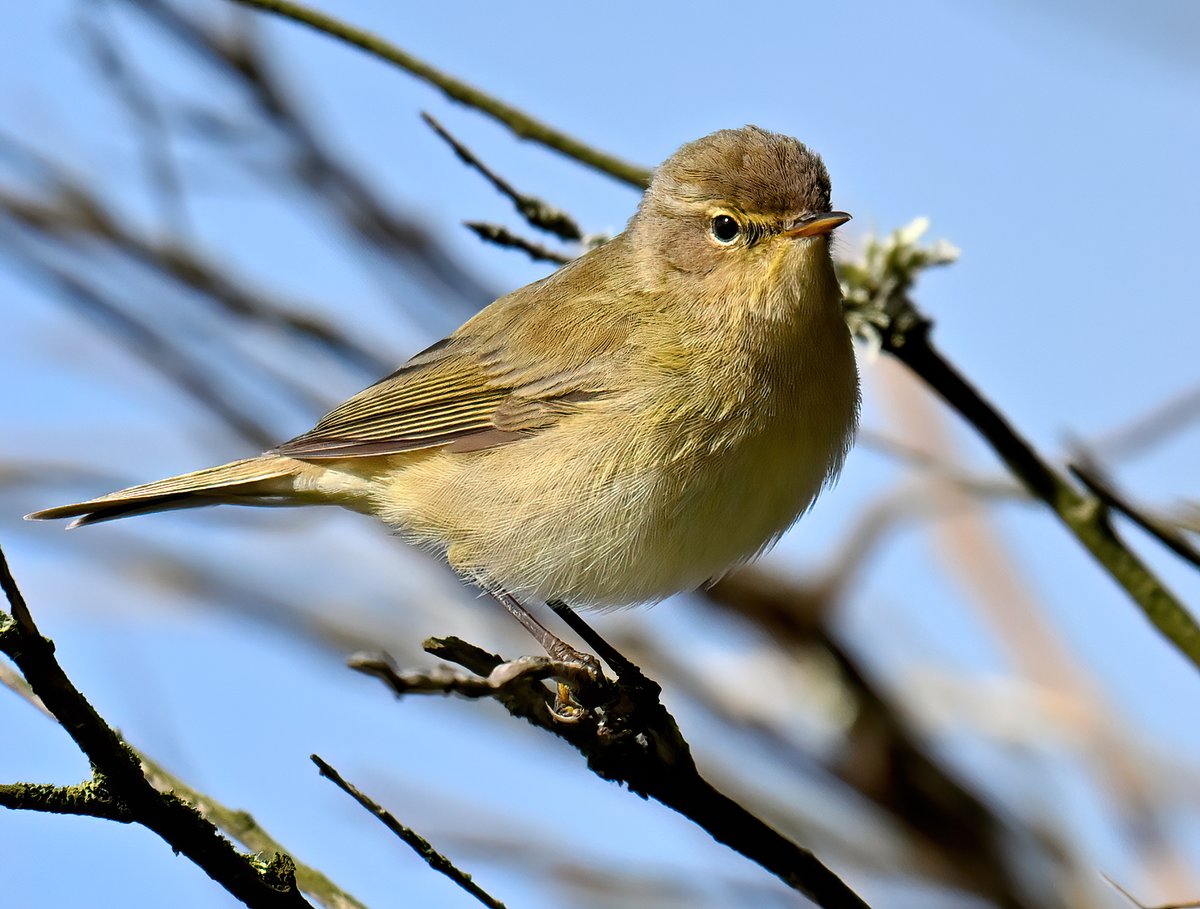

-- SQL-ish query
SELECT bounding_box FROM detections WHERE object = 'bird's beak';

[783,211,852,238]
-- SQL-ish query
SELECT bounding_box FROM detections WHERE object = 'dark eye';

[711,214,740,244]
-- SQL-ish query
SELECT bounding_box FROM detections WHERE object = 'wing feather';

[276,238,643,460]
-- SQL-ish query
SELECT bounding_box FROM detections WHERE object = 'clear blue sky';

[2,2,1199,907]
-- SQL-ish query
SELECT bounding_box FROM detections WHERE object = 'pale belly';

[358,378,855,609]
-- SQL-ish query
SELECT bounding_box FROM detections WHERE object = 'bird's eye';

[710,214,741,244]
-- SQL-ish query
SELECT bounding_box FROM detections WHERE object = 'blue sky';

[3,2,1200,907]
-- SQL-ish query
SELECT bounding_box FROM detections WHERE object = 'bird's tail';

[25,456,302,528]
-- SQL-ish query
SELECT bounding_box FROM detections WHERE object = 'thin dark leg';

[489,589,588,664]
[547,599,652,687]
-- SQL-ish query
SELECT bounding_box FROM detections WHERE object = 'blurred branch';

[311,756,507,909]
[857,429,1024,500]
[703,571,1067,909]
[353,638,873,909]
[1086,383,1200,463]
[0,225,279,449]
[422,111,583,242]
[0,156,393,377]
[434,823,797,908]
[875,364,1197,898]
[125,0,495,315]
[79,1,191,237]
[1105,874,1200,909]
[221,0,651,188]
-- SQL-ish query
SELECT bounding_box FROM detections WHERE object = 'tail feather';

[26,457,299,528]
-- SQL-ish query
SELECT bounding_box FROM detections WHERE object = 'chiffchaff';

[29,126,859,611]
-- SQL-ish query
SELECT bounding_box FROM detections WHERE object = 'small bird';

[29,126,859,614]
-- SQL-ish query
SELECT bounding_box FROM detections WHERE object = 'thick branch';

[355,639,872,909]
[0,546,313,909]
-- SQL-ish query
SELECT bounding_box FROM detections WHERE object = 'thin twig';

[1069,461,1200,572]
[80,2,191,237]
[1103,873,1200,908]
[464,222,572,265]
[221,0,651,188]
[311,756,507,909]
[422,112,582,241]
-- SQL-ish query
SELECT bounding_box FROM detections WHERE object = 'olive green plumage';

[29,126,859,609]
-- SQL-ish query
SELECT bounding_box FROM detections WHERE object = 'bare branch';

[0,546,314,909]
[841,221,1200,673]
[423,112,582,241]
[1069,460,1200,572]
[79,2,191,237]
[464,221,572,265]
[353,640,873,909]
[0,778,132,822]
[0,665,369,909]
[219,0,651,187]
[311,756,507,909]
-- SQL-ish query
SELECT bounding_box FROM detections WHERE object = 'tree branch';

[311,756,507,909]
[0,545,314,909]
[464,222,572,265]
[1,664,369,909]
[423,112,582,242]
[220,0,651,188]
[885,318,1200,666]
[840,220,1200,672]
[0,778,132,822]
[353,639,872,909]
[1068,460,1200,572]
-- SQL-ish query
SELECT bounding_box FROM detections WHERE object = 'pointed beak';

[783,211,852,239]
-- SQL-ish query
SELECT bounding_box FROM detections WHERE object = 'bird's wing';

[276,243,640,459]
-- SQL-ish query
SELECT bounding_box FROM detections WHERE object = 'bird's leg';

[486,589,602,719]
[488,589,584,663]
[547,599,655,692]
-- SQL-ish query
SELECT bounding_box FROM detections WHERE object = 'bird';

[28,125,859,621]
